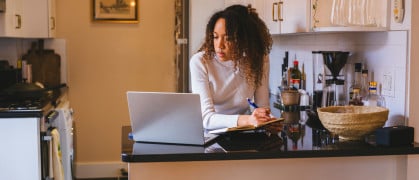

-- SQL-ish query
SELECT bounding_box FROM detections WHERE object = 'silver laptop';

[126,91,217,146]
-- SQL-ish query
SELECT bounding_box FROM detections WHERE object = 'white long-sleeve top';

[189,52,270,130]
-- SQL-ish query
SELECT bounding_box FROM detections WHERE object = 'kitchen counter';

[121,122,419,163]
[121,105,419,179]
[121,122,419,179]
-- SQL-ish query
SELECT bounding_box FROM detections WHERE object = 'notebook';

[126,91,217,146]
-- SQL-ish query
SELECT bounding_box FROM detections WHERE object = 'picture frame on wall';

[92,0,139,23]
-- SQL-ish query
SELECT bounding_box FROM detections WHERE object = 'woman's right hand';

[238,107,272,126]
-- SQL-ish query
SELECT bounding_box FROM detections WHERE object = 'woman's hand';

[237,107,272,127]
[237,108,283,134]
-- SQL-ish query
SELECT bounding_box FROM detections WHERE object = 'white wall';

[56,0,176,178]
[270,31,408,126]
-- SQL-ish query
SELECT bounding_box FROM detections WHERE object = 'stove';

[0,84,67,117]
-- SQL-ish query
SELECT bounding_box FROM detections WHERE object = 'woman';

[190,5,275,130]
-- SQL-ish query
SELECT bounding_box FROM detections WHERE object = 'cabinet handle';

[278,1,284,22]
[50,17,56,30]
[272,2,278,22]
[15,14,21,29]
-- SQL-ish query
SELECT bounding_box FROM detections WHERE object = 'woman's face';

[213,18,232,61]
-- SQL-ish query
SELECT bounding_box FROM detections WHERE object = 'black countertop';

[122,96,419,163]
[121,116,419,163]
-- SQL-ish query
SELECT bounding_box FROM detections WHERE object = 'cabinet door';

[224,0,264,10]
[225,0,247,7]
[47,0,56,37]
[224,0,267,26]
[311,0,389,32]
[281,0,309,34]
[264,0,281,34]
[265,0,309,34]
[0,0,54,38]
[0,0,24,37]
[22,0,49,38]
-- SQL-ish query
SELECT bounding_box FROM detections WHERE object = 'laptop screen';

[127,91,207,145]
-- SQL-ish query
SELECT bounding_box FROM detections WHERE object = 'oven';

[0,85,73,180]
[0,101,60,180]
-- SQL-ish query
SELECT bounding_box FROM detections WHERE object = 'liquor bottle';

[277,52,290,103]
[300,63,306,90]
[348,63,363,105]
[290,57,301,90]
[363,81,386,107]
[360,69,369,99]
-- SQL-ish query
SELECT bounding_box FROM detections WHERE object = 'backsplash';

[0,38,68,84]
[269,31,409,126]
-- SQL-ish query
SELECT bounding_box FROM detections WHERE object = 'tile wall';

[269,31,409,126]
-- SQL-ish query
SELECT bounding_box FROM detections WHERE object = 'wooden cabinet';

[0,0,56,38]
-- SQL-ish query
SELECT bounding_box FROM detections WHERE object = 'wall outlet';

[382,69,395,97]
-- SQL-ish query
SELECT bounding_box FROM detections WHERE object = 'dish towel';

[51,128,65,180]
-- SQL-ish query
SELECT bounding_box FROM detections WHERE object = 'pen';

[247,98,259,108]
[247,98,274,118]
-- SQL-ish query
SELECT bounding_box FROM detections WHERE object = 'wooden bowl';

[317,106,389,140]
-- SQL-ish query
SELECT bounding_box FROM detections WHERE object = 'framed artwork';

[92,0,139,23]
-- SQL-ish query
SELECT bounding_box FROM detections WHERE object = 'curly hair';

[198,5,272,88]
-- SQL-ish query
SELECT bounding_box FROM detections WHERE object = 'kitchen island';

[121,118,419,180]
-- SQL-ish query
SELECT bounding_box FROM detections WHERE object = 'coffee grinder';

[312,51,349,108]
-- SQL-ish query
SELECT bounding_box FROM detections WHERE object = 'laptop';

[126,91,217,146]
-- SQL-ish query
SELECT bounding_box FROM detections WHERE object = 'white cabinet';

[225,0,310,35]
[264,0,310,34]
[0,0,24,37]
[224,0,260,8]
[47,0,57,37]
[224,0,265,14]
[225,0,407,34]
[0,117,42,179]
[311,0,389,32]
[0,0,56,38]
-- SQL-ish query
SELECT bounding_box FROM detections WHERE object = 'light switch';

[382,69,395,97]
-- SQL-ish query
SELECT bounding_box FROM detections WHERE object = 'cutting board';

[23,40,61,88]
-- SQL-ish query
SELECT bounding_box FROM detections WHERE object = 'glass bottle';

[348,63,363,105]
[278,53,290,103]
[301,63,306,90]
[290,59,301,90]
[363,81,385,107]
[360,69,369,99]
